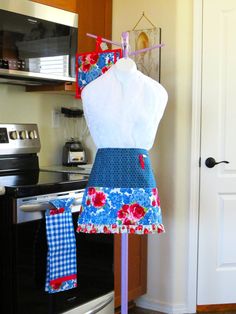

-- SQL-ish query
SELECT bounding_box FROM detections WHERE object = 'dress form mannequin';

[81,57,168,150]
[77,58,168,234]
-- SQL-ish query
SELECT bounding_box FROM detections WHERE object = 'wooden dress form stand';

[86,31,164,314]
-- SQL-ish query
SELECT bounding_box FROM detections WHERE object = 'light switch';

[52,110,60,128]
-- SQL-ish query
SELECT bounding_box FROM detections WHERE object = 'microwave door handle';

[19,197,83,213]
[86,295,114,314]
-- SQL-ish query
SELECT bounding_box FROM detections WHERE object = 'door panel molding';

[187,0,203,312]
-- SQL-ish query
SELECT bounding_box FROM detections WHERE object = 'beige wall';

[0,85,93,166]
[113,0,193,312]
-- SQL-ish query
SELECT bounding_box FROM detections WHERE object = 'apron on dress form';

[77,148,164,234]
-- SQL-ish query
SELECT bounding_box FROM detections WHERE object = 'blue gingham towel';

[45,198,77,293]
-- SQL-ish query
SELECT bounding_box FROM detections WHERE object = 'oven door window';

[15,215,114,314]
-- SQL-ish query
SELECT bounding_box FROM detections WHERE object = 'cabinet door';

[32,0,77,12]
[77,0,112,53]
[114,235,147,309]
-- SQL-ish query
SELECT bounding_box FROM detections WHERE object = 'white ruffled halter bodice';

[81,58,168,150]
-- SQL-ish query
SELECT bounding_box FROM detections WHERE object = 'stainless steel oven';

[0,124,114,314]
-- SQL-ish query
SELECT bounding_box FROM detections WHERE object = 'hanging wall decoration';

[128,12,162,82]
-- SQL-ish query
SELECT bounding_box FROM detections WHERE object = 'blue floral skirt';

[77,148,164,234]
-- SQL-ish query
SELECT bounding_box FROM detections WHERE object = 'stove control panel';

[0,124,40,155]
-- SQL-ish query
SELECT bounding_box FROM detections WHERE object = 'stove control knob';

[19,130,27,140]
[28,130,35,139]
[9,131,18,140]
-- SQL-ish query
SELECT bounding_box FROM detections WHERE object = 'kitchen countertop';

[40,164,93,175]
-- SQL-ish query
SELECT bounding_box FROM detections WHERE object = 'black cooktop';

[0,170,89,197]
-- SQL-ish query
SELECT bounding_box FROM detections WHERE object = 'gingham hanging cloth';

[45,198,77,293]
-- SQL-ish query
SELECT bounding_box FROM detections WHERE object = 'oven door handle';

[19,196,83,213]
[86,295,114,314]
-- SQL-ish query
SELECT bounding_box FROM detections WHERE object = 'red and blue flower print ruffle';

[77,187,164,234]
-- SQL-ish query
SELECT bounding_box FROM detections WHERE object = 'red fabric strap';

[139,154,145,169]
[49,207,65,215]
[50,274,77,285]
[95,36,103,51]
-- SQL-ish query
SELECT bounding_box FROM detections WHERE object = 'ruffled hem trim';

[46,278,77,294]
[77,223,165,234]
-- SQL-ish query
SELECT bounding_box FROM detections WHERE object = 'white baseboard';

[135,296,189,314]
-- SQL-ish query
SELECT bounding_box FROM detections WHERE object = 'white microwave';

[0,0,78,86]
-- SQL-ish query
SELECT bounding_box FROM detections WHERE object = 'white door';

[198,0,236,305]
